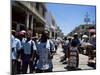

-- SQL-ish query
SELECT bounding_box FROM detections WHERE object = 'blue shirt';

[22,40,37,55]
[11,37,21,60]
[71,38,80,47]
[11,35,15,48]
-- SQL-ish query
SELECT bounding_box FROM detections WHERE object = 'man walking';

[21,31,37,74]
[36,30,55,73]
[11,30,22,74]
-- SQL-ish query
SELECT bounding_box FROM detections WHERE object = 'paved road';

[52,44,94,72]
[27,44,94,73]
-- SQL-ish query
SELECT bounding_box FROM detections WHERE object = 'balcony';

[18,1,46,24]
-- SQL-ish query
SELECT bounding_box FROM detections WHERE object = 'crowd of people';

[11,29,96,74]
[11,30,56,74]
[61,33,96,69]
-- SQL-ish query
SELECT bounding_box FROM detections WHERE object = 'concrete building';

[12,1,47,36]
[45,11,58,39]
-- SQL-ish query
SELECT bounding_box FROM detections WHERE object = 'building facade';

[45,11,58,39]
[12,1,47,36]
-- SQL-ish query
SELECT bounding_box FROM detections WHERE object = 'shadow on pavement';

[87,63,96,69]
[64,66,82,71]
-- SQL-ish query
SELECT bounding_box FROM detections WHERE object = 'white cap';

[74,33,78,35]
[82,35,88,38]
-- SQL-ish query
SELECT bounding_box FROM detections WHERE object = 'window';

[43,8,45,17]
[29,15,32,29]
[20,25,25,31]
[36,3,39,10]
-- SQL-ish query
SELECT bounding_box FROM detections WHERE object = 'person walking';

[31,36,39,71]
[11,30,22,74]
[67,33,81,70]
[16,31,27,74]
[21,31,37,74]
[35,30,55,73]
[61,37,69,63]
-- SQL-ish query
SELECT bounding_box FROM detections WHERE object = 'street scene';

[52,44,94,71]
[11,1,96,75]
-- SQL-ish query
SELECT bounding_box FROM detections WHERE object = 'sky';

[46,3,96,35]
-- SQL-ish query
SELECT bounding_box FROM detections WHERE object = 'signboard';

[84,17,90,23]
